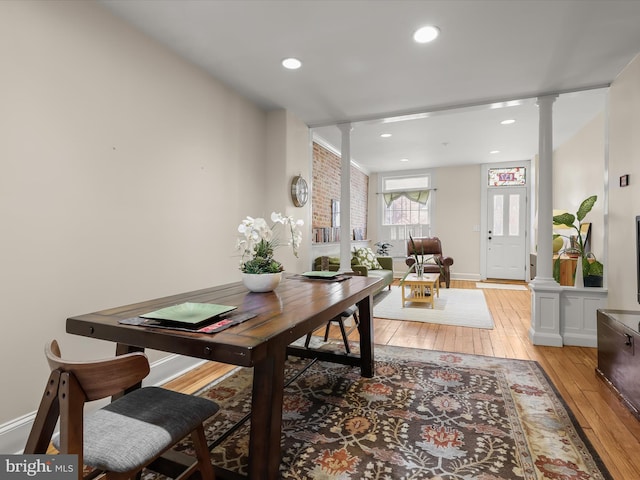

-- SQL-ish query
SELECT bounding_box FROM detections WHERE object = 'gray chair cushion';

[54,386,218,473]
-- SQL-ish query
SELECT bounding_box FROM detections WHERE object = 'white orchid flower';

[236,211,304,270]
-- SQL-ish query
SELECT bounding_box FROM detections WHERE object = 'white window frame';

[378,169,435,258]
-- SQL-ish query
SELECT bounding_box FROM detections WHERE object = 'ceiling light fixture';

[400,158,409,162]
[490,150,500,154]
[282,57,302,70]
[413,25,440,44]
[380,133,392,138]
[501,119,516,125]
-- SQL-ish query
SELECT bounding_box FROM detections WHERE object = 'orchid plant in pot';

[237,212,303,292]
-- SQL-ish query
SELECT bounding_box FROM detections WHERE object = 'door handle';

[625,334,633,346]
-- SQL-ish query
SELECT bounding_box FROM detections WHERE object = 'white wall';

[0,0,278,427]
[552,112,606,261]
[608,53,640,309]
[265,110,313,272]
[433,165,482,279]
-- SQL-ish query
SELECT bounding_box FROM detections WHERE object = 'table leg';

[427,284,434,308]
[357,294,374,378]
[115,343,144,398]
[249,346,286,479]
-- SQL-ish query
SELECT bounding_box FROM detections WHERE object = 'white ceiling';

[97,0,640,172]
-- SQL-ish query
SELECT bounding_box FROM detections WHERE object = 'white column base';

[529,279,563,346]
[529,279,608,347]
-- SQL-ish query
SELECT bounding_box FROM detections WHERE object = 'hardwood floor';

[165,279,640,480]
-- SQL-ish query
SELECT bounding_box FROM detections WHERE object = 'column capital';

[337,122,353,134]
[536,94,558,107]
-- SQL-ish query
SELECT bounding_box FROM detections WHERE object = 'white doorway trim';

[480,160,532,281]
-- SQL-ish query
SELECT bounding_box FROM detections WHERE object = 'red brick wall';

[312,142,368,240]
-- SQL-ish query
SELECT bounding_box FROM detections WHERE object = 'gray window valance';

[383,189,430,207]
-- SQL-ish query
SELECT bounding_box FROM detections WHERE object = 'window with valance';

[379,173,433,256]
[383,189,430,207]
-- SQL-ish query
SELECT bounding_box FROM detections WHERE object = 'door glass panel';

[493,195,504,236]
[509,194,520,236]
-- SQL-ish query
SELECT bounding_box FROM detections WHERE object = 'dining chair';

[24,340,219,480]
[304,305,360,354]
[304,268,363,354]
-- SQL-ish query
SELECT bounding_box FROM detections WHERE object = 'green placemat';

[140,302,237,324]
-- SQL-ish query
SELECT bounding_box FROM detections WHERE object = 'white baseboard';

[451,273,482,281]
[0,354,204,454]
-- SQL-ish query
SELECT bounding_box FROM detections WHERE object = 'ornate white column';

[534,95,558,282]
[338,123,352,272]
[530,94,563,346]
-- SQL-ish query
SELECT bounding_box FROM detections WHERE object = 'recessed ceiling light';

[380,133,392,138]
[400,158,409,162]
[501,119,516,125]
[413,25,440,44]
[282,57,302,70]
[490,150,500,154]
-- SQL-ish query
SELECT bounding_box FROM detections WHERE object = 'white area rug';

[475,282,528,291]
[374,287,494,329]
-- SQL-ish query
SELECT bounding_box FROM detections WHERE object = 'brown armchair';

[405,237,454,288]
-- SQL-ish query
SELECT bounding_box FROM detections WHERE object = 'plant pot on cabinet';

[584,275,603,288]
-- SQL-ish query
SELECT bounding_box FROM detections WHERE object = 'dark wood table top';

[67,273,382,367]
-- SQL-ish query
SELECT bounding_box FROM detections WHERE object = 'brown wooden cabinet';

[596,309,640,418]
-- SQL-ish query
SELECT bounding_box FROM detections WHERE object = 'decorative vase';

[552,236,563,253]
[416,264,424,279]
[574,258,584,288]
[242,272,282,293]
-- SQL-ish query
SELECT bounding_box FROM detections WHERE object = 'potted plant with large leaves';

[552,195,604,287]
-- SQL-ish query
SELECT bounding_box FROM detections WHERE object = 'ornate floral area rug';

[145,345,611,479]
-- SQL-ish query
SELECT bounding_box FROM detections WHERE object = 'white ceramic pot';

[241,272,282,293]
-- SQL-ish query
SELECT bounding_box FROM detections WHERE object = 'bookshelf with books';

[313,227,342,243]
[312,227,367,244]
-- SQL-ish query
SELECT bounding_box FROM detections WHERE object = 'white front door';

[486,187,527,280]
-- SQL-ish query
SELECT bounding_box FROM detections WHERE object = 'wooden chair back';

[45,340,149,401]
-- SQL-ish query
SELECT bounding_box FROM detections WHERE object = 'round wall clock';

[290,175,308,207]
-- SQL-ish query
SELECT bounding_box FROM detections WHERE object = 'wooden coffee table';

[402,273,440,308]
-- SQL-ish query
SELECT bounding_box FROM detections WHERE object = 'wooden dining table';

[66,273,381,480]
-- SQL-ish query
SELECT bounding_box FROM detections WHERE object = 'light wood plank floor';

[165,279,640,480]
